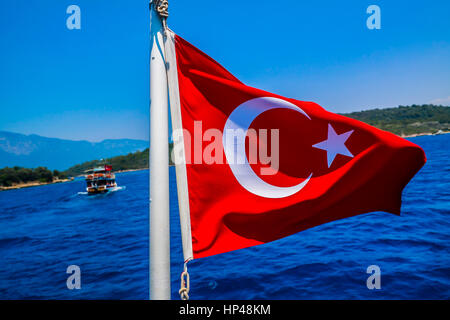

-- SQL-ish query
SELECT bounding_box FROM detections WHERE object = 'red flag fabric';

[104,165,112,172]
[167,33,426,260]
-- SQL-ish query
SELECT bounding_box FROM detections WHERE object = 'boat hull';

[86,185,116,195]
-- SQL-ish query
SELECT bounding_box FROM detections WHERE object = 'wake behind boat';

[85,165,117,195]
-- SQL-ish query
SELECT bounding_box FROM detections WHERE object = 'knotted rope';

[154,0,169,18]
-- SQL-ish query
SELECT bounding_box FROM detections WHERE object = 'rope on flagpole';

[151,0,169,30]
[179,261,190,300]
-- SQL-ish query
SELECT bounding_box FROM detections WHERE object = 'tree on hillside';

[0,166,54,186]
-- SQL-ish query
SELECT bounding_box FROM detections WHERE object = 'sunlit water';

[0,134,448,299]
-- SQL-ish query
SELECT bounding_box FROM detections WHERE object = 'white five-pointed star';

[312,124,354,168]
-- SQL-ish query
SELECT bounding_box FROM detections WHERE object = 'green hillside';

[342,104,450,136]
[63,148,149,177]
[0,166,66,187]
[63,144,174,177]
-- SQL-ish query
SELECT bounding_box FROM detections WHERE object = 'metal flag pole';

[149,0,170,300]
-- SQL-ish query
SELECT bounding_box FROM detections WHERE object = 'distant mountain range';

[0,131,148,170]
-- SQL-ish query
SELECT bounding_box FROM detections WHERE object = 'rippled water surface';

[0,134,448,299]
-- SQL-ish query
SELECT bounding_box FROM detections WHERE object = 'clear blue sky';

[1,0,449,141]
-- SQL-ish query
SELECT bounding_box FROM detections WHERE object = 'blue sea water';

[0,134,448,299]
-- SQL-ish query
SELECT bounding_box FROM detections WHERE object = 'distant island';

[0,166,72,191]
[63,144,174,177]
[0,146,169,191]
[1,104,448,190]
[63,148,150,177]
[342,104,450,137]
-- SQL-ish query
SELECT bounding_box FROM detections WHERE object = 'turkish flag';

[165,33,426,260]
[104,165,112,172]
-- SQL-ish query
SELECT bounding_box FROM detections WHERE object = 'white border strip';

[164,29,194,261]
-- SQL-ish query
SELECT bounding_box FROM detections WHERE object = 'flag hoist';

[149,0,425,301]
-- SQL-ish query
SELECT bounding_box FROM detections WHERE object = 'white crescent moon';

[223,97,313,198]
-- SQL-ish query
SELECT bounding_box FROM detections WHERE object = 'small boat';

[85,165,117,194]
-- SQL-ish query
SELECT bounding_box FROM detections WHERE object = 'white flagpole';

[149,1,171,300]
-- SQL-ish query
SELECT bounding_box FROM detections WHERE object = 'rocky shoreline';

[0,178,73,192]
[400,130,450,138]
